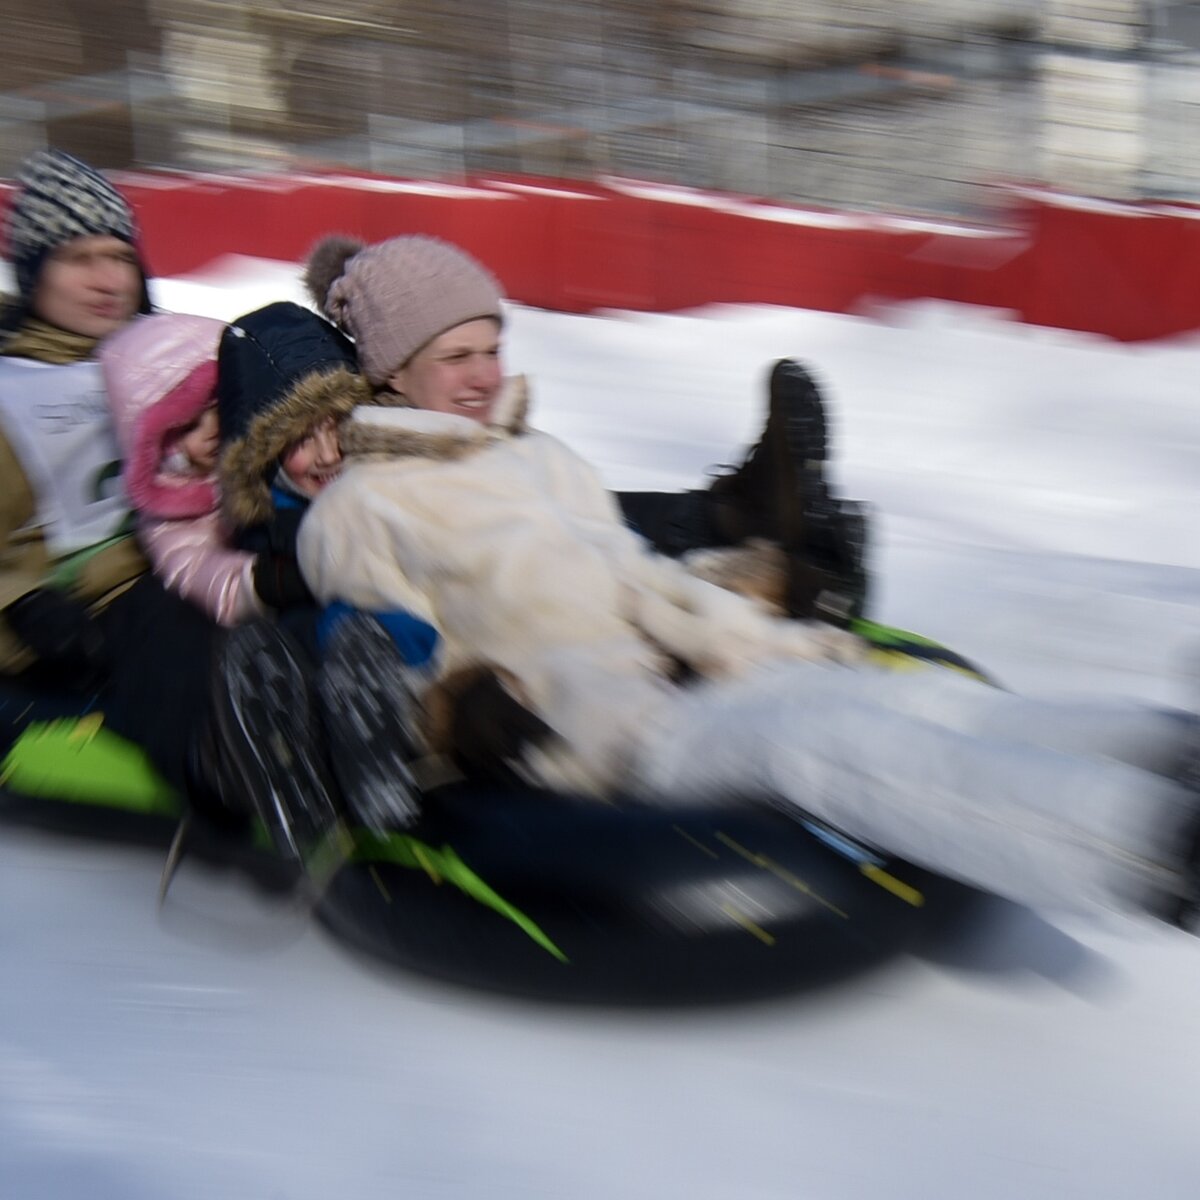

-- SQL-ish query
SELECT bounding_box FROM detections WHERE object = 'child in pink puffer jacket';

[100,313,263,627]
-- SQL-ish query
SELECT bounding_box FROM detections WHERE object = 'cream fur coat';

[298,380,864,795]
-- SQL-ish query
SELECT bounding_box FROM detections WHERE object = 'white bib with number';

[0,357,131,557]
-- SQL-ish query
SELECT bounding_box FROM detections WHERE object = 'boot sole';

[319,614,423,830]
[212,623,339,860]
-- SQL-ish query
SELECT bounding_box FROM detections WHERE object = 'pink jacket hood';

[100,313,227,519]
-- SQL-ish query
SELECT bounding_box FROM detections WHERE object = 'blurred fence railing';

[0,34,1043,219]
[2,8,1200,217]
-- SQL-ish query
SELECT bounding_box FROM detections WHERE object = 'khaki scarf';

[2,317,100,365]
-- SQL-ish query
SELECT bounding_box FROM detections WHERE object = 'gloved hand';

[5,588,111,682]
[444,667,553,781]
[253,553,314,610]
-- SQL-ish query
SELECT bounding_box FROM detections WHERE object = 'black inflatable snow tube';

[314,785,973,1005]
[0,620,986,1004]
[315,618,988,1003]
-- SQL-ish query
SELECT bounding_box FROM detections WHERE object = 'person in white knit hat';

[304,233,870,625]
[312,233,505,394]
[224,230,1200,933]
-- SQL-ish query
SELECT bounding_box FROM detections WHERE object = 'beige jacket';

[299,381,864,795]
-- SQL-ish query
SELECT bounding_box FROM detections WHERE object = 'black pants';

[98,574,217,791]
[620,489,872,622]
[0,575,217,793]
[615,490,718,558]
[0,672,103,754]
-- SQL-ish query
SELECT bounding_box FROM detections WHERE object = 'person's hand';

[5,588,111,682]
[253,554,313,609]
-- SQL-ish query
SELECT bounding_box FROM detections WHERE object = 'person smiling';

[264,232,1200,929]
[385,318,503,421]
[213,297,377,663]
[99,312,265,630]
[279,413,343,497]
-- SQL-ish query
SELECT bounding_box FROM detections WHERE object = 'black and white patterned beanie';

[5,149,145,305]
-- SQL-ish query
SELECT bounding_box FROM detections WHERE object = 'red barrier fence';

[4,170,1199,342]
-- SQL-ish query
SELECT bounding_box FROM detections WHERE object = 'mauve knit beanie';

[306,234,503,386]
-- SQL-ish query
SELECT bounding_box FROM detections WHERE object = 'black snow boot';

[706,358,822,546]
[1172,825,1200,932]
[208,620,344,863]
[1165,729,1200,932]
[706,359,870,623]
[318,612,426,832]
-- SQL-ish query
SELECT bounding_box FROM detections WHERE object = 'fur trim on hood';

[221,363,373,528]
[99,313,226,520]
[217,300,376,529]
[340,375,529,462]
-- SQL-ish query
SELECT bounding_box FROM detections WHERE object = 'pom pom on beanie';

[304,234,365,316]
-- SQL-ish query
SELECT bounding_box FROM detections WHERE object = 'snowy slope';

[2,260,1198,1199]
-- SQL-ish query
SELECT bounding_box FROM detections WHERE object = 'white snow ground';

[2,257,1199,1199]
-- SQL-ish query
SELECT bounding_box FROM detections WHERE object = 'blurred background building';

[2,1,1198,216]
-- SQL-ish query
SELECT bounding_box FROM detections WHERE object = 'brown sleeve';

[0,429,46,670]
[421,665,489,755]
[421,664,535,754]
[73,536,147,610]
